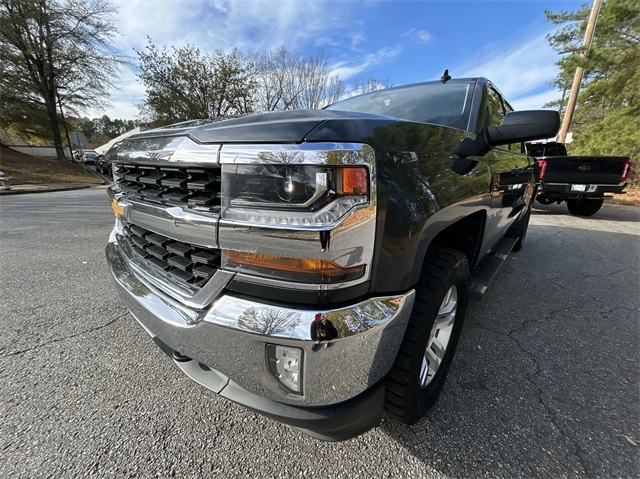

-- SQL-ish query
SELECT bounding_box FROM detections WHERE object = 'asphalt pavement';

[1,189,638,478]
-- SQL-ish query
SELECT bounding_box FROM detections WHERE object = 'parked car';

[80,149,99,165]
[95,153,113,175]
[105,77,559,440]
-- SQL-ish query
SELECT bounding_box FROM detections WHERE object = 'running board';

[469,236,518,300]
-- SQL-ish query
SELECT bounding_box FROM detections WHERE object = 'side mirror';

[486,110,560,146]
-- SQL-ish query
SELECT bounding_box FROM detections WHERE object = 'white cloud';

[84,100,142,121]
[111,0,208,51]
[417,30,432,44]
[210,0,228,14]
[403,28,432,44]
[79,66,145,120]
[455,31,559,102]
[511,88,563,111]
[330,46,402,80]
[104,1,381,118]
[110,1,366,56]
[201,0,360,53]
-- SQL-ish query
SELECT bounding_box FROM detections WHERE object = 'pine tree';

[546,0,639,186]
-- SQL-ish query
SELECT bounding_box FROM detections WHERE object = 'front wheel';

[566,198,604,217]
[384,247,469,425]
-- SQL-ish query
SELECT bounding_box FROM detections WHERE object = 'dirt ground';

[0,144,102,185]
[610,188,640,206]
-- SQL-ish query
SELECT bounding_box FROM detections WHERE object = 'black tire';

[384,247,469,425]
[566,198,604,217]
[508,206,531,252]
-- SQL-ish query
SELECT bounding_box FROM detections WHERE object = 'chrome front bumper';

[106,231,415,409]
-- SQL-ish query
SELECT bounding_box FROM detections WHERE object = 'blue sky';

[92,0,586,120]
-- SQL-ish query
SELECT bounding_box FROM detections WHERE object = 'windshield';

[326,79,474,130]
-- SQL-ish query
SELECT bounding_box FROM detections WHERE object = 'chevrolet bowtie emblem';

[111,198,127,219]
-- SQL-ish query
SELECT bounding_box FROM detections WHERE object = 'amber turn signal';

[341,167,368,195]
[111,198,125,218]
[224,250,365,283]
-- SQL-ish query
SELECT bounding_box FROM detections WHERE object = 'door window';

[486,88,505,126]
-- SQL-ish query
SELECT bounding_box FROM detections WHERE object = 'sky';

[87,0,587,121]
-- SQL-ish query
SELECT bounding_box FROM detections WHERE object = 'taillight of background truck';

[537,160,548,181]
[620,161,632,182]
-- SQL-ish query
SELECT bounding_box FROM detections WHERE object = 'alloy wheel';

[419,285,458,388]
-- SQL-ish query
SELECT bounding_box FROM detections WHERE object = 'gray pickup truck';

[527,141,631,216]
[106,78,559,440]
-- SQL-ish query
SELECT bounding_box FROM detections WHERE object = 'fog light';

[266,344,303,394]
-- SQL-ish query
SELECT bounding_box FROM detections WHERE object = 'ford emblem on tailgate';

[578,165,591,171]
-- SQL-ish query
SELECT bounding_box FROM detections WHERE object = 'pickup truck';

[105,78,559,440]
[526,141,631,216]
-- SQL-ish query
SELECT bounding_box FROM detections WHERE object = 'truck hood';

[129,109,398,144]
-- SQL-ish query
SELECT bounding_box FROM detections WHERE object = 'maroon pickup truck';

[527,141,631,216]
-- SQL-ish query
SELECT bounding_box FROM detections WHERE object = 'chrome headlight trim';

[220,196,369,231]
[219,142,375,166]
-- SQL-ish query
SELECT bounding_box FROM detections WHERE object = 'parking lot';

[1,188,638,478]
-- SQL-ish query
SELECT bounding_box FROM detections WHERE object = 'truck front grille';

[121,222,221,288]
[114,164,221,211]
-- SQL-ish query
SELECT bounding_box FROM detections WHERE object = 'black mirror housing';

[486,110,560,146]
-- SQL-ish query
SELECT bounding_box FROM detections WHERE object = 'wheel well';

[428,210,485,270]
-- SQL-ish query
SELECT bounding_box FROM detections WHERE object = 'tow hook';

[173,351,192,362]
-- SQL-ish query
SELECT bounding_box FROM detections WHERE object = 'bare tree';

[252,47,345,111]
[296,52,346,109]
[0,0,124,160]
[237,307,301,336]
[349,76,393,97]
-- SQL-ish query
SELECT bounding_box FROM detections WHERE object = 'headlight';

[217,143,376,287]
[221,164,369,228]
[226,164,330,208]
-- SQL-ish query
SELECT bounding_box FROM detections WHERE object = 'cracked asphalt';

[1,189,638,478]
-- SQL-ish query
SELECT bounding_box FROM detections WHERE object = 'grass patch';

[0,144,103,185]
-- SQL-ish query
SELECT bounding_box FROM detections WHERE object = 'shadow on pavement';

[533,202,640,223]
[377,224,639,478]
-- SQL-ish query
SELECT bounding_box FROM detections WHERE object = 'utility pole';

[558,0,602,144]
